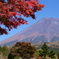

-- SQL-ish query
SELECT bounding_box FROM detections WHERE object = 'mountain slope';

[0,18,59,45]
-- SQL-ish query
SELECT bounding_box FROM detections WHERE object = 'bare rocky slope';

[0,18,59,46]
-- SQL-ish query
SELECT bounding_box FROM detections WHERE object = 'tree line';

[0,42,59,59]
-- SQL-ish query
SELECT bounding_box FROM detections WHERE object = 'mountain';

[0,18,59,46]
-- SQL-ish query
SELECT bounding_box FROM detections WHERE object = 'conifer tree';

[38,42,55,59]
[2,45,10,57]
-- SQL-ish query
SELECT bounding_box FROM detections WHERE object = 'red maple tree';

[0,0,44,35]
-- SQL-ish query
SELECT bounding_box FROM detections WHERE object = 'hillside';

[0,18,59,45]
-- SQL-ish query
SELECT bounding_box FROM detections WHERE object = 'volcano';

[0,18,59,45]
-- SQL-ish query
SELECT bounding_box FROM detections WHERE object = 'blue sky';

[0,0,59,41]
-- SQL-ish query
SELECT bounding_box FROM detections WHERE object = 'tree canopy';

[8,42,36,59]
[38,42,56,59]
[0,0,44,35]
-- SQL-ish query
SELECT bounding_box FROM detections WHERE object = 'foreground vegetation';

[0,42,59,59]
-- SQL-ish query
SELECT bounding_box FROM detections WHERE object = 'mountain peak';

[0,18,59,46]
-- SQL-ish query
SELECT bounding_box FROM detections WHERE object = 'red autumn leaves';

[0,0,44,35]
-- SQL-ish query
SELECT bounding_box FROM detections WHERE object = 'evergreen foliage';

[36,42,56,59]
[0,45,10,59]
[2,45,10,56]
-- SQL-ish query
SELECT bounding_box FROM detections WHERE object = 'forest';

[0,42,59,59]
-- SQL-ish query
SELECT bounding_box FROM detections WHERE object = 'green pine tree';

[2,45,10,57]
[38,42,56,59]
